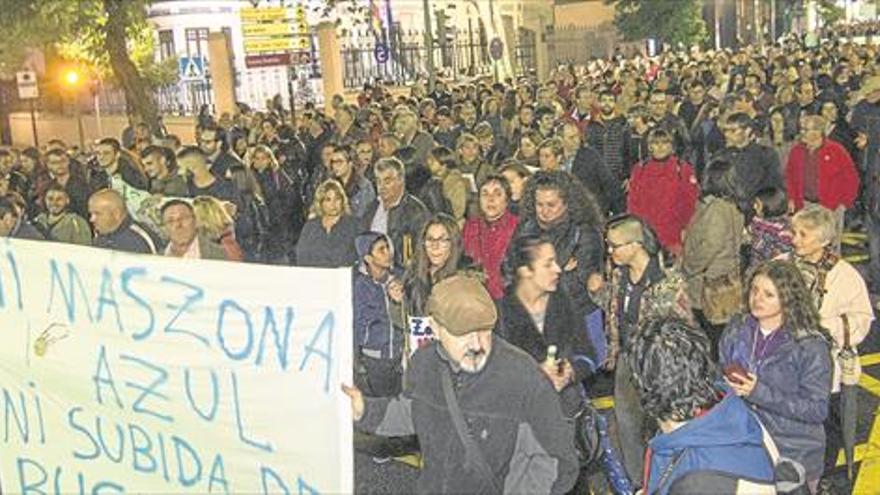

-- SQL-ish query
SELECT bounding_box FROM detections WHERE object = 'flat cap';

[427,275,497,336]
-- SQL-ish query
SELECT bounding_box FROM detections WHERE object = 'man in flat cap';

[343,275,579,494]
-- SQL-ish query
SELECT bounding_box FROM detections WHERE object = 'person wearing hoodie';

[630,318,778,495]
[353,231,405,397]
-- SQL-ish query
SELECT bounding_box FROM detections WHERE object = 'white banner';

[0,239,353,494]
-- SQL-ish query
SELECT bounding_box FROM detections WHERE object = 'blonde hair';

[192,196,234,239]
[309,179,351,219]
[248,144,280,170]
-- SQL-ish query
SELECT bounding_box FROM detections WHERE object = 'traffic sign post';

[489,38,503,82]
[178,56,206,81]
[16,71,39,147]
[374,43,389,64]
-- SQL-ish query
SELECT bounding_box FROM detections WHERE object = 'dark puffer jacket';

[719,314,832,481]
[513,216,604,317]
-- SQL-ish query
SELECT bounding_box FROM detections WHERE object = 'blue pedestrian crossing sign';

[179,56,206,81]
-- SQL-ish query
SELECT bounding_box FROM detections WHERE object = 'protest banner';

[0,238,353,494]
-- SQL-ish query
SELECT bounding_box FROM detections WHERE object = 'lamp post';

[62,68,85,148]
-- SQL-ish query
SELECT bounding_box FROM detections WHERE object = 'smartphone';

[724,363,749,385]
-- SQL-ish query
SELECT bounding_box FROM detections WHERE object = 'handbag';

[441,369,502,492]
[700,201,743,324]
[441,368,568,493]
[573,404,603,468]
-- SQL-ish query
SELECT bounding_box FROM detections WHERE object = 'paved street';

[355,237,880,494]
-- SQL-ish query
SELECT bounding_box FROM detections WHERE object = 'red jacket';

[786,138,859,211]
[627,156,699,256]
[462,211,519,300]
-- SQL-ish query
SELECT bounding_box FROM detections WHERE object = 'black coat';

[362,194,430,268]
[571,145,615,213]
[513,217,604,317]
[255,167,306,262]
[498,289,595,416]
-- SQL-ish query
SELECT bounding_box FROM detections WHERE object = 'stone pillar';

[207,31,236,117]
[502,15,518,78]
[317,21,344,114]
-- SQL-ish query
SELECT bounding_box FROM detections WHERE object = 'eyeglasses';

[424,237,452,247]
[606,240,635,252]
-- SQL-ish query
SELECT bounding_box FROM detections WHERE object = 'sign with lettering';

[0,239,353,493]
[408,316,436,356]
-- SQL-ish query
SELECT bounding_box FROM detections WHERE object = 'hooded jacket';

[353,232,404,361]
[644,394,776,495]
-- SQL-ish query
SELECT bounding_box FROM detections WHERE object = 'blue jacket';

[646,394,776,495]
[719,314,832,481]
[352,265,404,361]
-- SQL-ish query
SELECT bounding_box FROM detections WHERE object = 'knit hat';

[355,231,388,261]
[427,275,497,336]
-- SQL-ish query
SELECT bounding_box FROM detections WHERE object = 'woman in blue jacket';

[720,260,833,492]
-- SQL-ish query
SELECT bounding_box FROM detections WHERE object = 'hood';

[650,394,765,452]
[355,231,394,273]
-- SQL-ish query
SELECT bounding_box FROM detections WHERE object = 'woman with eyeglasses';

[396,214,475,352]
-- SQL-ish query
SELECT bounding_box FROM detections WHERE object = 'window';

[185,28,209,58]
[158,30,175,60]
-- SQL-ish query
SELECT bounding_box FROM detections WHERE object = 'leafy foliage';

[816,0,846,27]
[606,0,708,48]
[0,0,171,127]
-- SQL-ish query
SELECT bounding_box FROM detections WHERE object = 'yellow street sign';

[244,38,298,53]
[243,23,295,37]
[240,7,288,22]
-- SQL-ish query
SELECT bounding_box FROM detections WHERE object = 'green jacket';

[35,212,92,246]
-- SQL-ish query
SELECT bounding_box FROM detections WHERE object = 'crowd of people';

[2,28,880,494]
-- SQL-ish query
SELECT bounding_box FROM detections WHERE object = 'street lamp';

[61,68,86,148]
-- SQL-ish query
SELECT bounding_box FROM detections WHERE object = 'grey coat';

[358,337,580,494]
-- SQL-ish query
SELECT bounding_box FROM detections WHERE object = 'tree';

[607,0,708,48]
[0,0,168,130]
[816,0,845,27]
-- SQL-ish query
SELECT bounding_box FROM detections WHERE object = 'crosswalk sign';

[178,56,206,81]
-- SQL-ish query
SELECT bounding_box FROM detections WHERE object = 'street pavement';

[354,234,880,494]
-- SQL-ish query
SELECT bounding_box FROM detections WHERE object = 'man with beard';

[34,184,91,245]
[141,145,187,197]
[586,90,633,214]
[644,90,691,160]
[343,275,579,494]
[710,112,783,216]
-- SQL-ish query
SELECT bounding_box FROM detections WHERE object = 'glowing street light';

[61,68,86,147]
[63,69,80,86]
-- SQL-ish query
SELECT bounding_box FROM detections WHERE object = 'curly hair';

[628,317,719,423]
[521,170,605,229]
[749,260,826,341]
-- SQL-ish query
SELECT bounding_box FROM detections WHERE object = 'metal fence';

[339,25,503,89]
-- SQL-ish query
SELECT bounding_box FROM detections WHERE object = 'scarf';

[794,247,839,311]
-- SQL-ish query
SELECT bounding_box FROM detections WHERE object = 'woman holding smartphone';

[718,260,832,493]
